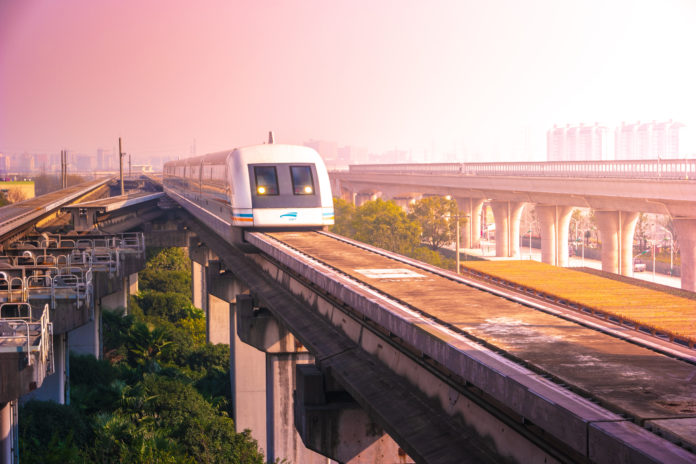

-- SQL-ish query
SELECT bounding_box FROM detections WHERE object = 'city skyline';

[2,1,696,163]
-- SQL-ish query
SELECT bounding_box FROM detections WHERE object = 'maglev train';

[163,143,334,243]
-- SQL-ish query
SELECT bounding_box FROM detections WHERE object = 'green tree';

[19,401,93,463]
[330,197,356,237]
[351,198,421,254]
[125,322,173,367]
[132,290,199,322]
[408,196,463,251]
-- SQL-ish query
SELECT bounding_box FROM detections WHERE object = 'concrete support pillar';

[230,294,267,453]
[0,402,12,464]
[266,352,325,463]
[673,218,696,291]
[206,294,230,344]
[595,211,640,276]
[190,260,207,311]
[455,197,484,248]
[28,333,68,403]
[295,364,406,464]
[489,201,526,257]
[100,284,128,311]
[127,272,138,297]
[236,295,328,464]
[355,191,381,207]
[536,205,574,266]
[68,303,101,359]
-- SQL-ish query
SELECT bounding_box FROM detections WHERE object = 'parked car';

[634,259,647,272]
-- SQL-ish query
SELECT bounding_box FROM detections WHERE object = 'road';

[461,241,682,289]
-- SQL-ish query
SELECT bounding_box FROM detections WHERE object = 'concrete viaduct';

[330,159,696,291]
[2,175,696,463]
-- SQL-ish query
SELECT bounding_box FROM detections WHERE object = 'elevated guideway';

[61,192,164,231]
[181,203,696,463]
[0,178,112,245]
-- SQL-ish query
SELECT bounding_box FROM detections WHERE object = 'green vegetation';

[462,260,696,344]
[407,196,462,252]
[331,197,458,270]
[20,247,265,464]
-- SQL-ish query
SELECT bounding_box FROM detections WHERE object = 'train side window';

[254,166,279,195]
[290,166,315,195]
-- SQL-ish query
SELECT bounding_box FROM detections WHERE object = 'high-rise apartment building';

[547,123,608,161]
[615,120,684,160]
[304,140,339,167]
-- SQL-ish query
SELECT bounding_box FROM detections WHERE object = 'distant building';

[337,145,368,165]
[13,153,35,172]
[615,120,684,160]
[96,148,109,170]
[304,140,339,167]
[547,123,609,161]
[75,154,95,171]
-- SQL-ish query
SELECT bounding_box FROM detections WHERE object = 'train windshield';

[290,166,315,195]
[254,166,279,195]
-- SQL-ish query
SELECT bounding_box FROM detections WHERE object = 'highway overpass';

[331,158,696,292]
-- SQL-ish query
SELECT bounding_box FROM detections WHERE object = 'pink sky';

[1,0,695,162]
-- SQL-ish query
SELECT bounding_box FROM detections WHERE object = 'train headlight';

[303,185,313,194]
[257,186,266,195]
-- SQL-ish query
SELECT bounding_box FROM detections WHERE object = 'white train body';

[163,144,334,241]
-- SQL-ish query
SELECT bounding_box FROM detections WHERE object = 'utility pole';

[119,137,125,195]
[128,153,132,179]
[60,149,67,189]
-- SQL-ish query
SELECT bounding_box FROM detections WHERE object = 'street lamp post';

[652,241,656,281]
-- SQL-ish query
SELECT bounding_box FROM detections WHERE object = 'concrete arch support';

[490,201,526,258]
[455,197,485,249]
[673,218,696,291]
[536,205,573,266]
[595,211,639,276]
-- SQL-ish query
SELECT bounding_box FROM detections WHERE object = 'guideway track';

[320,232,696,364]
[247,230,696,461]
[185,217,507,464]
[0,178,112,245]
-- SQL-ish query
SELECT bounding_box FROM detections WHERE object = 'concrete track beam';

[490,201,526,257]
[595,211,640,276]
[295,364,408,464]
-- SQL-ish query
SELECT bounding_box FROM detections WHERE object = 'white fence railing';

[0,303,52,368]
[348,159,696,180]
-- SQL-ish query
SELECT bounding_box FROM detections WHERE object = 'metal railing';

[0,266,94,309]
[9,232,145,256]
[0,303,52,367]
[348,159,696,180]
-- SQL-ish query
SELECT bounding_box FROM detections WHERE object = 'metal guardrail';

[0,232,143,309]
[348,159,696,180]
[9,232,145,256]
[0,303,52,368]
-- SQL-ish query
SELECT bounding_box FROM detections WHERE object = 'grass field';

[462,260,696,346]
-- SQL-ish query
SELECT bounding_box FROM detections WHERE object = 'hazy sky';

[1,0,695,162]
